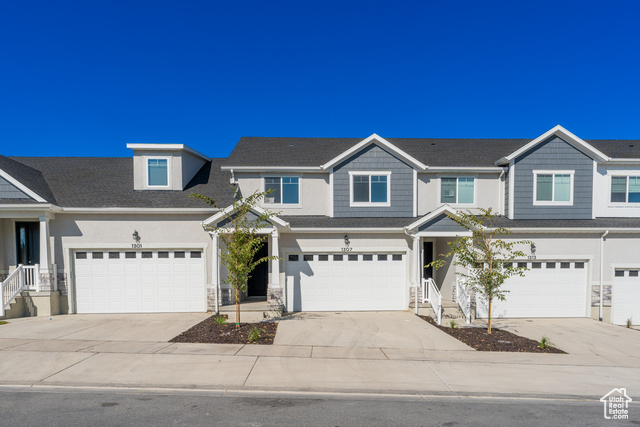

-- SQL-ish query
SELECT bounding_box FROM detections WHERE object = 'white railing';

[422,277,442,325]
[455,277,472,324]
[23,265,39,290]
[1,265,27,316]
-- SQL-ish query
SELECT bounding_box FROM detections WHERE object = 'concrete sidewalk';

[0,313,638,399]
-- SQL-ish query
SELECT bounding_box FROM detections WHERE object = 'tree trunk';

[488,298,492,334]
[235,287,240,327]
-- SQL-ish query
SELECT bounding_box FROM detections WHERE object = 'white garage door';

[74,249,206,314]
[612,269,640,326]
[285,253,406,312]
[477,261,588,318]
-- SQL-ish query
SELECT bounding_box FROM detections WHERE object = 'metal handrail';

[422,277,442,325]
[1,265,26,316]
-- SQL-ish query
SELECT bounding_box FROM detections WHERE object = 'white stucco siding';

[417,174,501,216]
[594,165,640,218]
[50,213,214,295]
[235,172,331,216]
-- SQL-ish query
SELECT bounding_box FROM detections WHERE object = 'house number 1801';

[132,244,142,248]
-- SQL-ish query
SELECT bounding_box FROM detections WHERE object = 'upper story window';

[611,176,640,203]
[349,171,391,206]
[533,170,574,205]
[441,177,474,204]
[264,177,299,205]
[147,158,169,187]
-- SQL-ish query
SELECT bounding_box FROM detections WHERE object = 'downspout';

[599,230,609,321]
[498,168,506,216]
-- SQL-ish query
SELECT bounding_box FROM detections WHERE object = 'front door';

[423,241,434,280]
[15,222,40,265]
[247,240,269,297]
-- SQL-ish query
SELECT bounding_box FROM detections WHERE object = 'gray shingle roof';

[7,157,235,209]
[225,137,640,167]
[281,216,412,228]
[0,155,57,203]
[279,215,640,229]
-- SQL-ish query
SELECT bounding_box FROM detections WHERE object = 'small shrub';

[248,326,261,342]
[214,316,227,325]
[449,320,459,329]
[539,336,552,349]
[0,321,8,326]
[626,318,633,328]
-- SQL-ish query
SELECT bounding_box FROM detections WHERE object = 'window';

[303,254,313,261]
[318,255,329,261]
[560,262,570,269]
[575,262,585,269]
[141,252,152,259]
[264,177,299,204]
[190,251,201,258]
[125,252,136,259]
[546,262,556,269]
[174,251,185,258]
[147,158,169,187]
[611,176,640,203]
[350,172,390,206]
[441,177,475,204]
[92,252,103,259]
[333,254,343,261]
[108,252,119,259]
[158,252,169,259]
[378,254,388,261]
[288,254,299,261]
[615,270,625,277]
[76,252,87,259]
[363,254,373,261]
[348,254,358,261]
[392,254,402,261]
[532,262,542,269]
[630,271,639,277]
[517,262,527,268]
[533,171,574,205]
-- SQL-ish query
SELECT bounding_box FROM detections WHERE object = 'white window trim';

[261,175,302,208]
[349,171,391,207]
[608,174,640,205]
[532,170,575,206]
[438,176,477,206]
[145,157,171,188]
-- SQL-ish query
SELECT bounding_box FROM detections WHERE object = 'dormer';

[127,144,209,191]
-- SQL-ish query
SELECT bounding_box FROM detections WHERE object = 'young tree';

[429,208,531,334]
[191,191,280,327]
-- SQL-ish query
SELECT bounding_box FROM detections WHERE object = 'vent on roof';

[431,143,436,146]
[630,144,636,148]
[289,143,294,147]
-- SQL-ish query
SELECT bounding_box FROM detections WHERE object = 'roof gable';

[0,156,52,203]
[203,204,289,229]
[322,133,428,171]
[496,125,610,165]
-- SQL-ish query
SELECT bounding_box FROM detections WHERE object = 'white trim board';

[321,133,428,171]
[496,125,610,165]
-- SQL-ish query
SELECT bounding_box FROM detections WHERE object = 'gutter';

[599,230,609,321]
[404,228,420,315]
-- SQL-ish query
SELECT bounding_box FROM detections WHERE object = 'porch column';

[211,233,220,314]
[271,230,280,288]
[412,234,420,314]
[38,215,52,291]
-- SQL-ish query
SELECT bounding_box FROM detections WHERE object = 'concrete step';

[0,297,24,320]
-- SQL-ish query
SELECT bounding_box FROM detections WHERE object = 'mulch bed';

[170,315,278,345]
[419,315,565,353]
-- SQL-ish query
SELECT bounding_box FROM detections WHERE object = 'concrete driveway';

[274,311,472,351]
[491,317,640,364]
[0,313,209,342]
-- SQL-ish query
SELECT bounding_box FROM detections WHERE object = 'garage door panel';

[286,253,406,312]
[612,270,640,325]
[476,261,588,318]
[75,249,206,314]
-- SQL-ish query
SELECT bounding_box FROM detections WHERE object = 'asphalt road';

[0,387,637,426]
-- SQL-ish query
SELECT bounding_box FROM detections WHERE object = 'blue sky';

[1,1,639,158]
